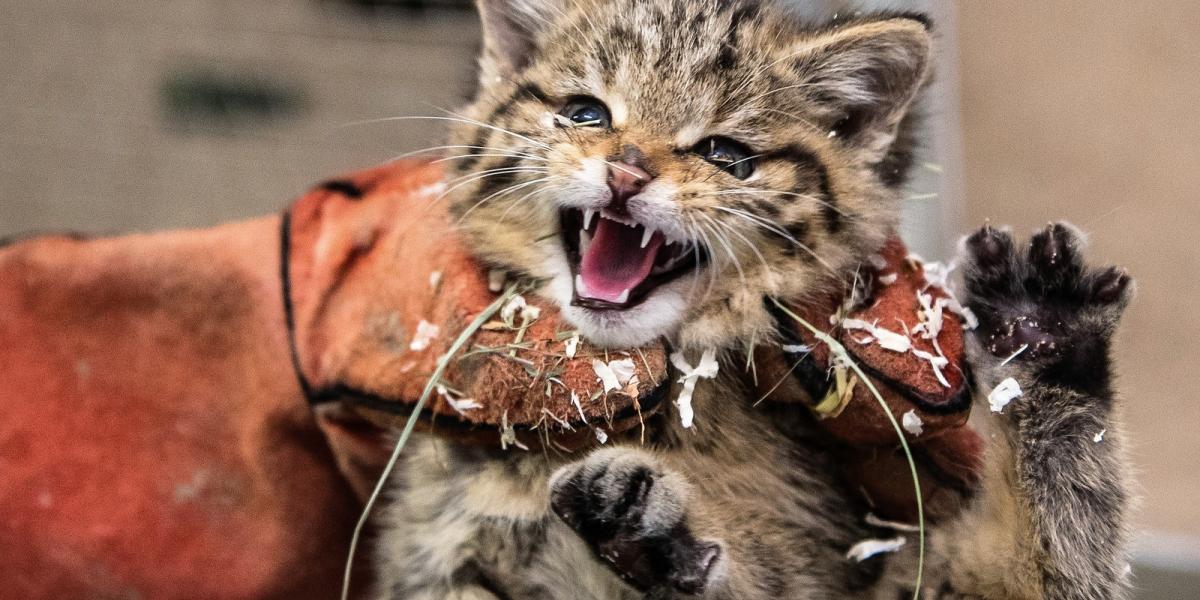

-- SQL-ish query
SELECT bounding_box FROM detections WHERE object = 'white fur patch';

[674,122,708,148]
[607,95,629,128]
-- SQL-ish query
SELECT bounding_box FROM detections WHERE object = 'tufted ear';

[789,16,933,158]
[476,0,562,80]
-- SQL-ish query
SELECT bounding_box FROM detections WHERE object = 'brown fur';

[373,2,1133,598]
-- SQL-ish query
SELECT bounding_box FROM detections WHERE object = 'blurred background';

[2,1,1197,596]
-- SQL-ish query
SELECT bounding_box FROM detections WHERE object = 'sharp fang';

[582,209,596,230]
[640,227,655,249]
[616,288,631,303]
[580,229,591,254]
[575,274,588,296]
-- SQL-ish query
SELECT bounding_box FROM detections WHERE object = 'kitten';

[372,1,1133,598]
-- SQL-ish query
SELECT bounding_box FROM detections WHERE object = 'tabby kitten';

[373,1,1133,598]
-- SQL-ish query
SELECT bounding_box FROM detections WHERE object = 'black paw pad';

[550,454,719,594]
[550,462,656,541]
[985,316,1060,359]
[961,221,1131,374]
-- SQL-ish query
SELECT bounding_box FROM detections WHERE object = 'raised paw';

[960,223,1132,391]
[549,448,721,596]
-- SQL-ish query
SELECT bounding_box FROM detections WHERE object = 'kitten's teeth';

[575,274,588,296]
[616,288,631,303]
[582,209,596,230]
[580,229,591,254]
[640,227,655,249]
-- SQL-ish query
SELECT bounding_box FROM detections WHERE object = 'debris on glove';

[901,410,923,436]
[592,358,636,393]
[409,320,440,351]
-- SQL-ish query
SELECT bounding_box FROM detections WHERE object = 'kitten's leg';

[370,437,508,600]
[932,223,1132,599]
[549,447,724,598]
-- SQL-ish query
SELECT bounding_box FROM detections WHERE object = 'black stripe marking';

[763,297,831,401]
[460,83,550,172]
[279,210,319,403]
[752,198,781,218]
[783,220,814,260]
[317,179,364,199]
[762,145,842,233]
[714,3,759,72]
[471,155,525,208]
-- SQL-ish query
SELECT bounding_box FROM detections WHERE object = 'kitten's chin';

[547,270,688,348]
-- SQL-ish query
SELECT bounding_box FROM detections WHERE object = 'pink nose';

[606,162,652,215]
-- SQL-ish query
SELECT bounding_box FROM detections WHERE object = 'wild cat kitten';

[373,1,1133,598]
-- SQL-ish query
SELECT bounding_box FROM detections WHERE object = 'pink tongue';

[580,218,663,302]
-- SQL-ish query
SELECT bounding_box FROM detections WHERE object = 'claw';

[1030,222,1085,275]
[1031,223,1066,268]
[967,224,1012,268]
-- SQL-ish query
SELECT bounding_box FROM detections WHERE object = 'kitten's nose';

[606,162,652,214]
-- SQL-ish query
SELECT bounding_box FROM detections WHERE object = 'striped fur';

[445,0,928,349]
[374,2,1133,598]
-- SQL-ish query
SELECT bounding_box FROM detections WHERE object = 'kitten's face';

[448,0,931,349]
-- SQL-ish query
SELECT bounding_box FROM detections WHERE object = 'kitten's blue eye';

[694,137,755,180]
[560,97,611,128]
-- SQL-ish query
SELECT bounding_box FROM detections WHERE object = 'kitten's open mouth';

[561,208,704,310]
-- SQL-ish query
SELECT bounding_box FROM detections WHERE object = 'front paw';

[961,222,1132,393]
[550,448,721,596]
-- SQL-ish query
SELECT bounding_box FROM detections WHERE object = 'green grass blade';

[770,298,926,598]
[341,286,520,600]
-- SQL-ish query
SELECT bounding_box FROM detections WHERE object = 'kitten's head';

[447,0,931,349]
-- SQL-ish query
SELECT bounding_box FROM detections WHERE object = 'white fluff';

[988,377,1023,413]
[901,410,923,436]
[409,319,440,351]
[865,513,920,532]
[669,348,720,429]
[570,391,587,422]
[445,397,481,414]
[607,358,637,386]
[487,269,507,293]
[564,333,580,358]
[999,344,1029,367]
[845,536,906,562]
[501,295,527,323]
[844,318,913,353]
[591,359,621,393]
[911,347,951,388]
[500,295,542,324]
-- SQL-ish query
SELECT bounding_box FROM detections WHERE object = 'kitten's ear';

[792,17,932,157]
[476,0,559,79]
